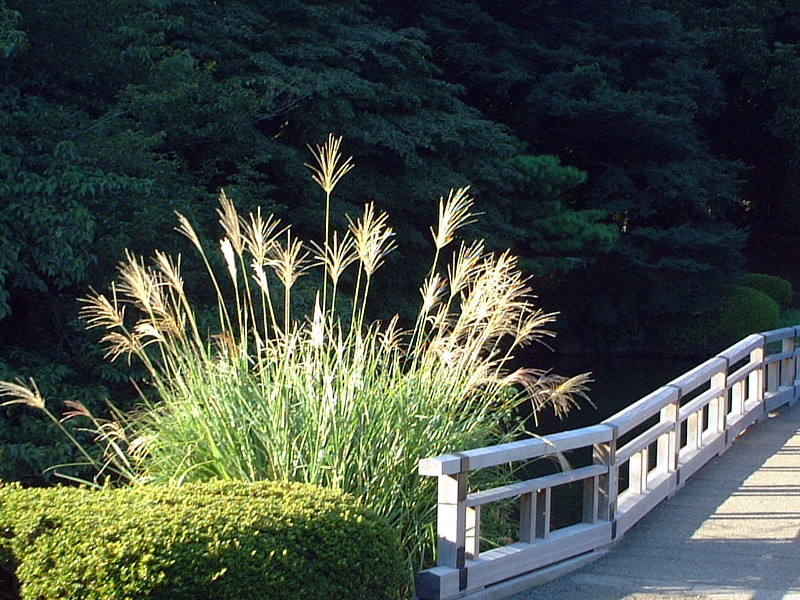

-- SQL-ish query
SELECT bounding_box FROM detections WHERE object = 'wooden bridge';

[415,327,800,600]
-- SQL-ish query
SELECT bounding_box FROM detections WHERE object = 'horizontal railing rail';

[415,327,800,600]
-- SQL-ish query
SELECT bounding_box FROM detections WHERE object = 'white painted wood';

[720,334,765,363]
[668,356,727,395]
[437,472,468,569]
[679,441,717,482]
[444,551,608,600]
[762,326,796,344]
[419,453,464,477]
[466,505,480,560]
[615,419,673,464]
[519,492,535,544]
[628,449,646,495]
[583,475,599,524]
[766,386,793,412]
[593,437,617,523]
[780,336,795,390]
[685,410,700,452]
[606,386,678,436]
[615,472,674,536]
[662,401,680,480]
[466,465,607,507]
[749,345,765,406]
[727,361,759,387]
[454,425,613,472]
[710,370,727,436]
[678,386,724,419]
[462,522,613,592]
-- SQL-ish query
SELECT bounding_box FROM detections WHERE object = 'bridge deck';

[508,401,800,600]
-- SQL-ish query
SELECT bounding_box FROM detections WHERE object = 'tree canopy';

[2,0,797,482]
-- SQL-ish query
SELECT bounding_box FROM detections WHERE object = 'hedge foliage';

[718,285,780,341]
[660,284,781,356]
[0,480,406,600]
[739,273,794,307]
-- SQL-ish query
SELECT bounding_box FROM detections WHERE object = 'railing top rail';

[761,326,799,344]
[717,333,765,363]
[668,356,727,394]
[602,385,678,436]
[418,424,612,476]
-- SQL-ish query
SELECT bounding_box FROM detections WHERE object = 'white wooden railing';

[415,327,800,600]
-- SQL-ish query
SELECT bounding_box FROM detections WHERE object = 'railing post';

[657,400,679,478]
[465,505,480,560]
[437,472,469,570]
[629,448,647,494]
[731,367,746,420]
[795,326,800,402]
[593,423,618,533]
[535,488,551,539]
[582,474,599,524]
[710,364,728,437]
[519,492,536,543]
[781,334,795,389]
[666,387,683,485]
[750,340,765,411]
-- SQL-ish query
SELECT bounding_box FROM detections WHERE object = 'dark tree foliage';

[0,0,617,481]
[649,0,800,280]
[2,0,783,481]
[376,0,748,349]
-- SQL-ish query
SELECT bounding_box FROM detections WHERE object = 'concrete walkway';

[508,401,800,600]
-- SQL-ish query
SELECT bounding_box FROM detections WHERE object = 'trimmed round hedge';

[739,273,793,307]
[718,285,780,341]
[0,480,406,600]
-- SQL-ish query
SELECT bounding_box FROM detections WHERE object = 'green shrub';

[660,283,783,355]
[778,307,800,328]
[739,273,793,307]
[0,480,406,600]
[718,285,780,340]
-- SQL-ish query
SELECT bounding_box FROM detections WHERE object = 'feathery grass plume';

[242,208,282,266]
[1,135,592,586]
[0,378,45,410]
[431,186,477,251]
[305,133,354,311]
[448,240,485,299]
[348,202,396,278]
[309,229,358,315]
[264,229,311,334]
[0,380,139,486]
[217,189,244,256]
[305,133,354,195]
[347,202,396,329]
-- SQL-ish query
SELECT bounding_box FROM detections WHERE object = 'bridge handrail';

[415,327,800,600]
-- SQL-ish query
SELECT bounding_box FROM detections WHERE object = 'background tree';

[377,0,748,349]
[650,0,800,282]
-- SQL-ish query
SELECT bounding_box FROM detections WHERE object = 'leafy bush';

[718,285,780,340]
[0,480,406,600]
[739,273,793,307]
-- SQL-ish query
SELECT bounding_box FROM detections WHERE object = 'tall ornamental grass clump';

[1,135,589,575]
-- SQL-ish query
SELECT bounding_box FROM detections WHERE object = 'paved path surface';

[507,401,800,600]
